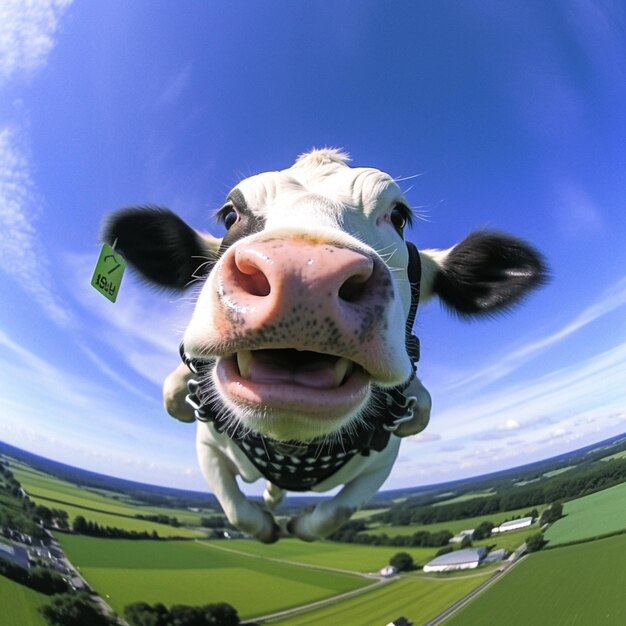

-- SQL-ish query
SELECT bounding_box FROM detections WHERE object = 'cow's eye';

[390,204,409,234]
[220,206,239,230]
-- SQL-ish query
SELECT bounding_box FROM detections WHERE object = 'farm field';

[212,538,437,571]
[12,465,205,537]
[12,464,211,525]
[472,527,531,552]
[56,535,370,618]
[431,489,496,507]
[270,571,493,625]
[368,505,542,537]
[600,449,626,461]
[445,533,626,626]
[0,575,48,626]
[544,481,626,546]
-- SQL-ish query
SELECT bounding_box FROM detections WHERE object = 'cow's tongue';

[247,351,339,389]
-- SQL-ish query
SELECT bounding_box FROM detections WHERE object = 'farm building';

[379,565,398,577]
[450,529,474,543]
[423,547,487,572]
[483,548,508,564]
[0,541,31,569]
[492,516,534,534]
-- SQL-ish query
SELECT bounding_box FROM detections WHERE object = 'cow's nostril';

[234,259,271,297]
[338,272,371,303]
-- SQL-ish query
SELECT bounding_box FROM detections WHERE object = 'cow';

[103,149,546,543]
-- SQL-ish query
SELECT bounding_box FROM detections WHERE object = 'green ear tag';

[91,243,126,303]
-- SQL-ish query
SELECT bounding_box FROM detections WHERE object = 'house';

[379,565,398,577]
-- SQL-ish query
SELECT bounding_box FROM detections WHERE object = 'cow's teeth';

[237,351,252,378]
[333,358,353,386]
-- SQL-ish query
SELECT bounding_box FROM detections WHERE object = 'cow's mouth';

[214,349,370,422]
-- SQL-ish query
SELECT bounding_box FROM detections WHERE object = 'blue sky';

[1,0,625,494]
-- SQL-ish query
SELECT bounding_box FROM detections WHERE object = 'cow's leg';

[163,363,195,423]
[287,449,398,541]
[197,440,280,543]
[263,481,285,510]
[394,376,432,438]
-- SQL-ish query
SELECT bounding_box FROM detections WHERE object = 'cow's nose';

[218,239,381,326]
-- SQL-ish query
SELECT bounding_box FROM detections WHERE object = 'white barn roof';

[425,547,487,568]
[499,516,533,530]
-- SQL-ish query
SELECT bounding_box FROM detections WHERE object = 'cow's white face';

[184,150,415,441]
[104,149,546,444]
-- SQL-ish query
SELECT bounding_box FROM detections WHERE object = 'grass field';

[544,481,626,546]
[431,490,496,507]
[446,534,626,626]
[0,575,49,626]
[270,572,493,625]
[600,449,626,461]
[12,465,205,537]
[12,464,212,525]
[212,538,438,571]
[543,465,576,478]
[56,535,370,618]
[368,506,542,537]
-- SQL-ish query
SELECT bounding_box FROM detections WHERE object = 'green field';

[431,490,496,507]
[12,465,205,538]
[271,572,493,625]
[215,537,438,571]
[472,527,531,552]
[601,449,626,461]
[0,575,48,626]
[446,534,626,626]
[368,506,542,537]
[56,535,370,618]
[543,465,576,478]
[544,481,626,546]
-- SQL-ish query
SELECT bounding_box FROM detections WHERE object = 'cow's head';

[103,149,546,442]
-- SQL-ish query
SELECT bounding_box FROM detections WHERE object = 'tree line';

[0,559,69,595]
[72,515,160,540]
[373,458,626,527]
[124,601,243,626]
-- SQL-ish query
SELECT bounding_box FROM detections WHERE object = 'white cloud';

[0,0,72,83]
[497,418,520,432]
[554,180,604,239]
[0,1,75,327]
[443,274,626,392]
[155,64,193,109]
[66,250,194,385]
[0,127,73,327]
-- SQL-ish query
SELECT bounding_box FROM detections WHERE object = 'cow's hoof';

[255,509,281,544]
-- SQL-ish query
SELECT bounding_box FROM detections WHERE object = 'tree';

[39,592,114,626]
[389,552,414,572]
[202,603,239,626]
[472,521,494,541]
[124,601,169,626]
[526,533,547,552]
[72,515,87,533]
[539,502,563,525]
[460,535,472,548]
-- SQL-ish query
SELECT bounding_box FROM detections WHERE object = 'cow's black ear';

[101,207,221,289]
[432,230,548,317]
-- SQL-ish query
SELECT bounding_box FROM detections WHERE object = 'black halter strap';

[180,240,422,490]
